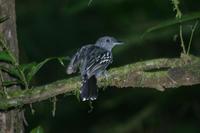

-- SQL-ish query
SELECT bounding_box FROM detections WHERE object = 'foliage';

[30,126,44,133]
[142,12,200,37]
[0,35,68,92]
[143,1,199,56]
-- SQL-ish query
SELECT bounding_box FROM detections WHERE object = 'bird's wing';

[85,47,112,77]
[67,45,92,74]
[66,51,80,74]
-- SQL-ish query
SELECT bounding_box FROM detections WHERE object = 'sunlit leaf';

[0,51,14,63]
[30,126,44,133]
[142,12,200,37]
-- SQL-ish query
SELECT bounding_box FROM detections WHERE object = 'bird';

[66,36,124,101]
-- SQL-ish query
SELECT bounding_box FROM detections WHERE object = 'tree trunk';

[0,0,24,132]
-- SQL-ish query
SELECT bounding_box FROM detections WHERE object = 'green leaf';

[19,62,37,73]
[26,57,70,82]
[0,16,9,24]
[57,56,70,66]
[27,58,53,83]
[2,80,21,86]
[0,66,22,80]
[142,12,200,37]
[30,126,44,133]
[58,58,65,66]
[0,51,14,63]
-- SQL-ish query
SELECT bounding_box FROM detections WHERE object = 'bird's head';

[95,36,124,51]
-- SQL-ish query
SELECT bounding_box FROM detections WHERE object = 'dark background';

[16,0,200,133]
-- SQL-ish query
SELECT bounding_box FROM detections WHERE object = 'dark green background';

[16,0,200,133]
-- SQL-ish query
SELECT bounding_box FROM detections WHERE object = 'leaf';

[0,66,22,80]
[25,57,70,83]
[27,58,53,83]
[2,80,21,86]
[19,62,36,73]
[58,58,65,66]
[0,16,9,24]
[30,126,44,133]
[57,56,70,66]
[0,51,14,63]
[142,12,200,37]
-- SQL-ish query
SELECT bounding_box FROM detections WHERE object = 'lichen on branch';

[0,55,200,110]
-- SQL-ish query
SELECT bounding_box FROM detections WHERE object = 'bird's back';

[67,44,112,77]
[81,45,112,78]
[66,36,123,101]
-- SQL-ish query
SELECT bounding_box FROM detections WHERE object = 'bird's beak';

[114,41,124,45]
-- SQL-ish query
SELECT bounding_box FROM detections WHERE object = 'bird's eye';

[106,39,110,43]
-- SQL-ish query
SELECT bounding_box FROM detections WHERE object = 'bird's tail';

[81,75,98,101]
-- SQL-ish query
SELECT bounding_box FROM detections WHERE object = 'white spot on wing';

[82,98,86,101]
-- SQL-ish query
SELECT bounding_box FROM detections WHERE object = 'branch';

[0,55,200,110]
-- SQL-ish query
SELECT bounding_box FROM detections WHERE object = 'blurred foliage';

[30,126,44,133]
[15,0,200,133]
[142,12,200,38]
[0,36,68,90]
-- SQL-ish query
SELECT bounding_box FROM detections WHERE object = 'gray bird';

[67,36,124,101]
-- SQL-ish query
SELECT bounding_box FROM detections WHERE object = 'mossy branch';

[0,55,200,110]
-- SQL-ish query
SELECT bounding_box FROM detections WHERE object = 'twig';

[179,24,186,54]
[187,20,199,54]
[171,0,187,54]
[22,110,28,126]
[29,104,35,114]
[52,97,57,117]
